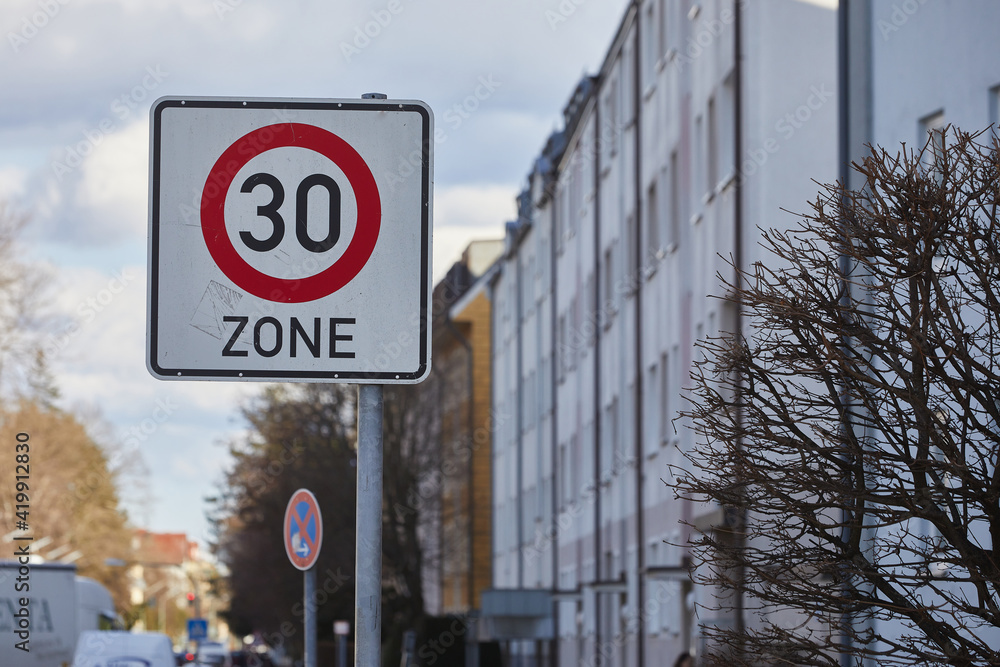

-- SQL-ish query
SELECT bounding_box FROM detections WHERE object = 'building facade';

[128,530,227,646]
[415,240,503,620]
[478,0,1000,665]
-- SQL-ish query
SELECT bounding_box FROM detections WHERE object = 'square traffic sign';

[147,97,432,383]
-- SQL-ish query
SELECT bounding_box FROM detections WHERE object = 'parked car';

[197,641,233,667]
[72,631,175,667]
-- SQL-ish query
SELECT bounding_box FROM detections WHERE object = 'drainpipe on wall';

[838,2,874,666]
[592,85,605,667]
[592,69,604,667]
[631,4,646,666]
[550,193,561,667]
[733,0,745,648]
[516,248,525,593]
[837,4,852,664]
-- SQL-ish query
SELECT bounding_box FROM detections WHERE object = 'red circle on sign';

[284,488,323,571]
[201,123,381,303]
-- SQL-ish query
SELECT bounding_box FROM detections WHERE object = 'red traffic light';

[186,592,195,602]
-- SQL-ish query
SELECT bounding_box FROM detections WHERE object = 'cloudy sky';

[0,0,630,549]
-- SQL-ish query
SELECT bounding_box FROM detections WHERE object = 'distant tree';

[25,348,61,409]
[210,384,358,655]
[0,203,50,398]
[381,383,442,662]
[0,400,133,609]
[212,380,445,664]
[676,129,1000,665]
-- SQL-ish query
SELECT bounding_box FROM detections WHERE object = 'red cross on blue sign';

[283,488,323,570]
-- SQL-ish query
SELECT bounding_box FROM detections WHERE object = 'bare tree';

[676,129,1000,666]
[381,382,441,660]
[0,203,51,398]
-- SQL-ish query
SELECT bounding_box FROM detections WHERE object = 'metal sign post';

[356,383,383,667]
[147,92,431,667]
[305,569,316,667]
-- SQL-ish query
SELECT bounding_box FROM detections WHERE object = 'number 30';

[239,173,341,253]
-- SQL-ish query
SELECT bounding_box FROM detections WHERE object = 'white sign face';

[147,97,432,383]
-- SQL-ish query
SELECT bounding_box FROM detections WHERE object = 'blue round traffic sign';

[283,488,323,570]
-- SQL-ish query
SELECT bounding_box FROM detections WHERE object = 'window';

[647,180,659,255]
[540,237,550,287]
[660,352,670,443]
[694,114,705,201]
[570,432,580,499]
[542,364,552,420]
[611,396,621,460]
[707,96,718,193]
[991,84,1000,127]
[644,1,657,86]
[528,369,537,428]
[570,151,584,227]
[556,183,567,251]
[604,246,615,321]
[646,363,659,455]
[671,343,680,446]
[625,214,637,288]
[920,110,946,175]
[625,383,636,462]
[604,77,619,158]
[622,48,635,125]
[658,0,667,57]
[524,257,535,310]
[719,74,736,185]
[602,402,614,478]
[584,273,596,344]
[569,294,579,370]
[520,374,529,433]
[668,150,679,249]
[667,0,681,54]
[557,314,567,380]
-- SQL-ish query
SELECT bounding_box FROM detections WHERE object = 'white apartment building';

[481,1,1000,666]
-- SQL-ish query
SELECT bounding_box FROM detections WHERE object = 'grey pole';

[305,568,317,667]
[337,633,348,667]
[356,92,387,667]
[356,384,384,667]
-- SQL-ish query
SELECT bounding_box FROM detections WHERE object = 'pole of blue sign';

[305,567,316,667]
[356,383,383,667]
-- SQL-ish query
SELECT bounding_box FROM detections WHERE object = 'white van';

[71,631,175,667]
[0,562,121,667]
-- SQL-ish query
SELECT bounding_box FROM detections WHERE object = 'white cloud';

[434,183,517,230]
[73,117,149,241]
[0,166,27,200]
[432,184,514,280]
